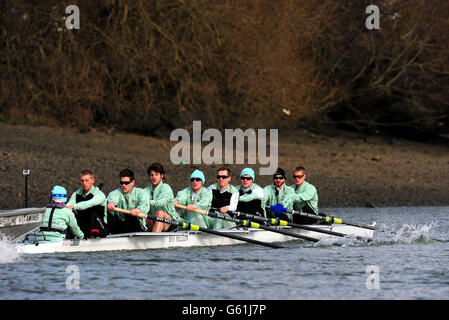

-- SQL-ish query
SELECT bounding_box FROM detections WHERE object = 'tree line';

[1,0,448,140]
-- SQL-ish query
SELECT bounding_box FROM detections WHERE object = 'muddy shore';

[1,123,448,210]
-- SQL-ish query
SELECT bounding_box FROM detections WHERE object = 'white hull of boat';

[17,223,375,254]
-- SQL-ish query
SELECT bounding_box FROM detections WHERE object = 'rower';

[235,168,265,218]
[37,186,84,242]
[66,169,108,238]
[263,167,295,221]
[174,169,212,228]
[290,166,319,224]
[207,166,238,228]
[106,168,150,234]
[144,163,182,232]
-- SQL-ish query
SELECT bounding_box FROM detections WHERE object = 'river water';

[1,206,448,301]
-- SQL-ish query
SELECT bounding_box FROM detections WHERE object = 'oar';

[279,207,376,230]
[175,204,320,243]
[285,208,446,242]
[218,207,364,240]
[113,207,283,249]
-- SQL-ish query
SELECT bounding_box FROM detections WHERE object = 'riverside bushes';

[1,0,448,139]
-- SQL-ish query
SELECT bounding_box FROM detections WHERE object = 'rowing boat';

[16,222,375,254]
[0,208,45,241]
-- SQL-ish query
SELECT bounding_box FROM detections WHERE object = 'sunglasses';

[274,176,285,180]
[190,178,202,182]
[293,175,305,179]
[217,175,229,179]
[241,176,253,181]
[119,180,132,185]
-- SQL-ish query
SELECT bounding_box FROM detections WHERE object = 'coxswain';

[66,169,108,238]
[144,163,182,232]
[174,169,212,228]
[106,168,150,233]
[37,186,84,242]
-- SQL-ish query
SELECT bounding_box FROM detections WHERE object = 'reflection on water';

[1,206,448,300]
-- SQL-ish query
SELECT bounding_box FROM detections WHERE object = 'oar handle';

[114,207,148,219]
[270,206,377,231]
[229,208,351,238]
[208,210,319,242]
[175,204,207,215]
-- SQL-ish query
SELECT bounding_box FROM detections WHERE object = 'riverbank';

[1,122,448,209]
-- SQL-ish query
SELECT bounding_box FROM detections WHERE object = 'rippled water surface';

[1,207,448,300]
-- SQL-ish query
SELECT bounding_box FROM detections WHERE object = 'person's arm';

[280,187,295,211]
[254,187,265,200]
[175,188,190,217]
[195,189,212,211]
[261,186,272,209]
[74,191,106,211]
[66,191,77,208]
[175,188,189,206]
[106,190,123,218]
[239,187,265,202]
[294,184,317,202]
[134,189,150,215]
[223,192,239,212]
[66,210,84,239]
[107,190,121,207]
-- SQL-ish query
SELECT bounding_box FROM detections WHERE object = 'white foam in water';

[311,221,440,248]
[313,235,366,248]
[374,221,439,244]
[0,235,23,264]
[392,222,437,243]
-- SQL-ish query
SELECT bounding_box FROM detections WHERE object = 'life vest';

[123,212,145,233]
[211,189,233,210]
[39,202,66,233]
[75,193,107,237]
[236,190,263,216]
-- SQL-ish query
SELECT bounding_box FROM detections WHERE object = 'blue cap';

[190,169,205,184]
[51,185,67,202]
[240,168,255,181]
